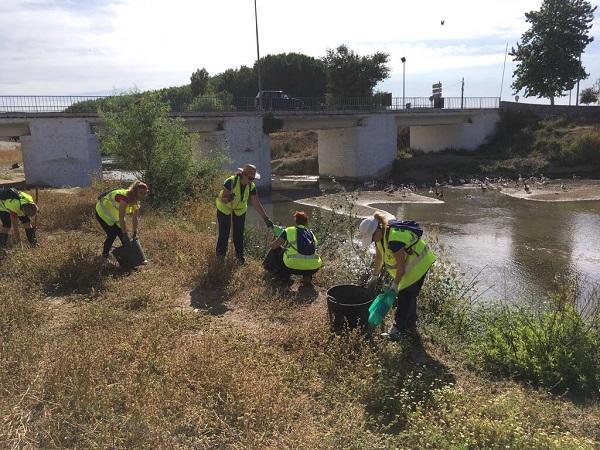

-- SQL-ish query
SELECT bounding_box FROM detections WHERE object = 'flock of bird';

[363,173,580,199]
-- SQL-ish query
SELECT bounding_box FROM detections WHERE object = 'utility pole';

[401,57,406,109]
[254,0,262,110]
[576,54,581,106]
[460,77,464,109]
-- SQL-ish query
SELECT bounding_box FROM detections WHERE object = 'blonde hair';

[373,212,387,229]
[127,181,148,205]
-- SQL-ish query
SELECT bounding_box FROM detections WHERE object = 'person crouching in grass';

[95,181,148,264]
[0,187,39,250]
[268,211,322,287]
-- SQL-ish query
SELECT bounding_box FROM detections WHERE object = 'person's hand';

[391,281,399,293]
[132,231,138,240]
[366,274,378,288]
[264,217,274,228]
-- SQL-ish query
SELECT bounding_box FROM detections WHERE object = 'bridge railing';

[0,95,500,114]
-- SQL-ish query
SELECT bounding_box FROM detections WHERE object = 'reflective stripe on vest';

[283,226,322,271]
[376,226,436,291]
[215,175,254,216]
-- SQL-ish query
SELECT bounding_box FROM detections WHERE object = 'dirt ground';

[0,141,25,185]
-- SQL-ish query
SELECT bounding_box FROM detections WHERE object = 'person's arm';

[10,213,20,243]
[270,236,285,250]
[132,209,139,238]
[221,188,233,203]
[250,194,268,220]
[373,245,383,275]
[118,201,128,236]
[391,249,407,291]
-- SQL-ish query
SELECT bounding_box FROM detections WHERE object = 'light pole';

[254,0,262,109]
[401,57,406,109]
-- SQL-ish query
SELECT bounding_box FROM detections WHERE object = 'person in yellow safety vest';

[269,211,322,287]
[215,163,273,264]
[0,187,39,249]
[358,212,436,339]
[95,181,148,263]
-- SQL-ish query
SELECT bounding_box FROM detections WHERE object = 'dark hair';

[293,211,308,226]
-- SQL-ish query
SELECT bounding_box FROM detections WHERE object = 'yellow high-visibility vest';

[376,226,436,290]
[95,189,137,227]
[282,225,322,271]
[0,191,34,217]
[215,175,255,216]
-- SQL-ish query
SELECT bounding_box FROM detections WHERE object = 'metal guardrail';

[0,95,500,114]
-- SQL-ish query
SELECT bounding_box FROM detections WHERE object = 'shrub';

[564,131,600,166]
[468,303,600,395]
[98,92,199,208]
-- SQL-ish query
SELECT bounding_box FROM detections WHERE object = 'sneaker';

[381,325,401,341]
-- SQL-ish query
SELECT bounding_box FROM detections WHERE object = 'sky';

[1,0,599,105]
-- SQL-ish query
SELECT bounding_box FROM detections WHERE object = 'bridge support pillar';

[409,110,499,152]
[196,116,271,188]
[21,118,100,187]
[317,115,397,179]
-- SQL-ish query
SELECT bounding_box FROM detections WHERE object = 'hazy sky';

[1,0,599,104]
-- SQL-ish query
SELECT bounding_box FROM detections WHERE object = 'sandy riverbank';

[498,179,600,202]
[296,190,443,219]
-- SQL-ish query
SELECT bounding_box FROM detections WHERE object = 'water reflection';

[259,185,600,302]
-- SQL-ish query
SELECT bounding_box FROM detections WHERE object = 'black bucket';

[112,239,146,269]
[326,284,373,333]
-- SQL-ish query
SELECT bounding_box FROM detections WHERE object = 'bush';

[98,92,199,208]
[564,131,600,166]
[468,304,600,395]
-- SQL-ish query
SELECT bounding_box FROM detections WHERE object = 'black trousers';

[216,210,246,258]
[96,212,125,257]
[394,272,428,331]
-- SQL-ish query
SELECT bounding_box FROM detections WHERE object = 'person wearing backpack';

[358,212,436,339]
[268,211,322,287]
[0,187,39,249]
[215,164,273,264]
[95,181,148,263]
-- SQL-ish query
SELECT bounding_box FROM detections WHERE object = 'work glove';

[264,217,274,228]
[390,281,399,294]
[132,231,138,241]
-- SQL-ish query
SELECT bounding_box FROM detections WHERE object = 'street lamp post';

[401,57,406,109]
[254,0,262,110]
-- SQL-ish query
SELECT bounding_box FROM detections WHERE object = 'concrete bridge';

[0,96,500,187]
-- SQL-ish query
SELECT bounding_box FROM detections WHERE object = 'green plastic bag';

[368,288,397,327]
[272,224,284,237]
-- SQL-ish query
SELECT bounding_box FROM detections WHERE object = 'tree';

[190,68,209,97]
[510,0,596,105]
[257,53,327,97]
[579,87,598,105]
[212,66,257,97]
[322,45,390,97]
[98,92,198,207]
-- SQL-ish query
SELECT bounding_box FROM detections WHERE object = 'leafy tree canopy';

[190,68,209,97]
[510,0,596,105]
[258,53,326,97]
[579,87,598,104]
[322,44,390,97]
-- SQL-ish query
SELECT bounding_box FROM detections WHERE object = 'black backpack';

[0,187,22,201]
[386,220,424,255]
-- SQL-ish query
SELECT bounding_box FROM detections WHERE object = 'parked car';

[255,91,303,110]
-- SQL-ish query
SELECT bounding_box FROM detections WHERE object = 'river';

[260,181,600,303]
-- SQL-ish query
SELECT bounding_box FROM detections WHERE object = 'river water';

[260,182,600,302]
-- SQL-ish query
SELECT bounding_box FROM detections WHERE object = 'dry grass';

[0,187,598,449]
[0,142,22,165]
